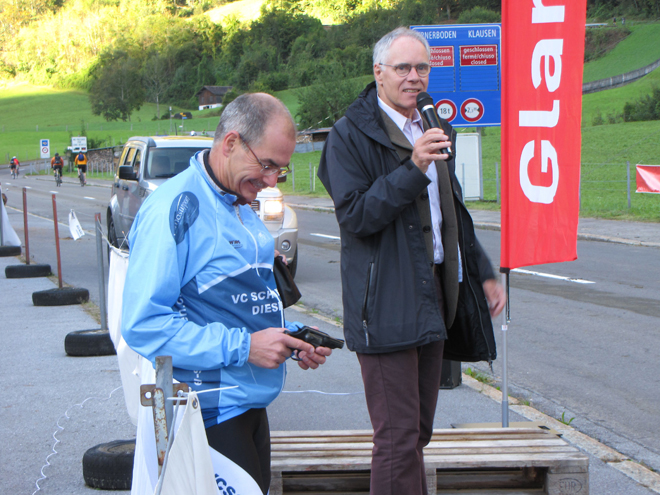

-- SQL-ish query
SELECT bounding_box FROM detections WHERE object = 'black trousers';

[205,408,271,494]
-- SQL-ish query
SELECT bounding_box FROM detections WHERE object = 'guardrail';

[583,57,660,94]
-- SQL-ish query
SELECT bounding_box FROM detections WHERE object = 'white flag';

[68,210,85,240]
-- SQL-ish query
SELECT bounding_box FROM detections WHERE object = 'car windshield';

[145,147,208,179]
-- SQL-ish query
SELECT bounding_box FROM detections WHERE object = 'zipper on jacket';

[456,203,493,365]
[361,262,374,346]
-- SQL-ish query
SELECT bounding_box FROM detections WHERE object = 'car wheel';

[5,263,51,279]
[83,439,135,490]
[65,329,116,357]
[107,213,118,261]
[287,247,298,279]
[32,287,89,306]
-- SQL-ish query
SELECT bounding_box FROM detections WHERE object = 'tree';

[295,63,366,129]
[89,50,145,121]
[143,54,169,119]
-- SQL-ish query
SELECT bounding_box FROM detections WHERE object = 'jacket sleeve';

[318,122,431,238]
[121,198,251,372]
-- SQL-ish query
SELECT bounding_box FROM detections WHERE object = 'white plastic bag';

[1,197,21,246]
[68,210,85,240]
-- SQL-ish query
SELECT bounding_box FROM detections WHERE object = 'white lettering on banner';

[519,101,560,127]
[519,1,566,204]
[532,0,565,23]
[531,40,563,92]
[520,141,559,204]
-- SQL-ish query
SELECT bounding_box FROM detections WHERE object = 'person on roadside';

[51,153,64,179]
[75,151,88,185]
[318,27,506,495]
[122,93,333,494]
[9,156,19,177]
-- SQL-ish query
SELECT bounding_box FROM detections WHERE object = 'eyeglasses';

[238,134,290,176]
[379,63,431,77]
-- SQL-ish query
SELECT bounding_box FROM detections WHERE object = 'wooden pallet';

[269,428,588,495]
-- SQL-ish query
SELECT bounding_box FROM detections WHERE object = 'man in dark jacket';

[317,27,506,495]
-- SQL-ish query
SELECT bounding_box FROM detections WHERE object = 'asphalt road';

[3,172,660,477]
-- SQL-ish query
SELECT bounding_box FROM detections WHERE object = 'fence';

[482,160,657,217]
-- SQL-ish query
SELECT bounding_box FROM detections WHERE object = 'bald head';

[213,93,296,148]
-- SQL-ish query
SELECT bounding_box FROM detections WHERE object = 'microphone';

[416,92,453,159]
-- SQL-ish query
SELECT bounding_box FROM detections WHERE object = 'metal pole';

[52,193,63,289]
[495,162,500,204]
[95,213,108,330]
[292,162,295,192]
[23,188,30,265]
[155,356,174,441]
[462,163,466,201]
[626,161,631,209]
[500,268,510,427]
[309,162,312,192]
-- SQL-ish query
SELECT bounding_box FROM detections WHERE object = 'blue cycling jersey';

[122,151,299,427]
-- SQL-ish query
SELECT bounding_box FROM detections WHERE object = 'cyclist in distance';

[51,153,64,184]
[9,156,19,178]
[75,151,88,185]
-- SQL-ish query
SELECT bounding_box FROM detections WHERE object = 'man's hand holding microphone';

[411,92,454,173]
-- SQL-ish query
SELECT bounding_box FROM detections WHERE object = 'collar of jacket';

[344,81,399,150]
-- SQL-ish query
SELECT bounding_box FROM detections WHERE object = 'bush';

[622,86,660,122]
[457,7,501,24]
[592,109,605,126]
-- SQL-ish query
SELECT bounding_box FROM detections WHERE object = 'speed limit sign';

[40,139,50,159]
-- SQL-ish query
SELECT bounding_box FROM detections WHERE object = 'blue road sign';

[412,24,502,127]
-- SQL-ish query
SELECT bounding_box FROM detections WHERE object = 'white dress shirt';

[377,96,463,281]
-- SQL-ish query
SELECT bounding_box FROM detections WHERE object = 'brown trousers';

[356,267,446,495]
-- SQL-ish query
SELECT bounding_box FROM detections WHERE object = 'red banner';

[636,165,660,193]
[501,0,587,269]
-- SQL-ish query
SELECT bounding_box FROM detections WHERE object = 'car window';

[123,147,136,167]
[145,147,208,179]
[133,148,143,175]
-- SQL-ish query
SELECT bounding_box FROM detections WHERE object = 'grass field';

[1,28,659,221]
[583,22,660,83]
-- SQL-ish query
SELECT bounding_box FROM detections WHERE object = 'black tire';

[65,329,116,357]
[0,245,21,257]
[32,287,89,306]
[287,247,298,279]
[5,263,51,278]
[83,439,135,490]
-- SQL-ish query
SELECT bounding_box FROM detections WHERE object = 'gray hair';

[213,93,295,147]
[373,27,430,66]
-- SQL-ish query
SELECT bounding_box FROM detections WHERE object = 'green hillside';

[583,22,660,82]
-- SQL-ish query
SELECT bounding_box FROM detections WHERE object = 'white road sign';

[40,139,50,159]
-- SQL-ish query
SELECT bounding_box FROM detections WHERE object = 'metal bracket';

[140,383,190,406]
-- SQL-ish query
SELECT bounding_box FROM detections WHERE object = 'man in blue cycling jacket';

[122,93,331,493]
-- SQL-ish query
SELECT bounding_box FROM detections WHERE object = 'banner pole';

[500,268,510,427]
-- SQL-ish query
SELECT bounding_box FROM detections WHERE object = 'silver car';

[107,136,299,275]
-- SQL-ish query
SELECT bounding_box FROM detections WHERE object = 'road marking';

[311,233,340,240]
[512,268,595,284]
[84,197,96,200]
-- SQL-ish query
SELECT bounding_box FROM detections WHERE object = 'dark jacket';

[318,82,496,362]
